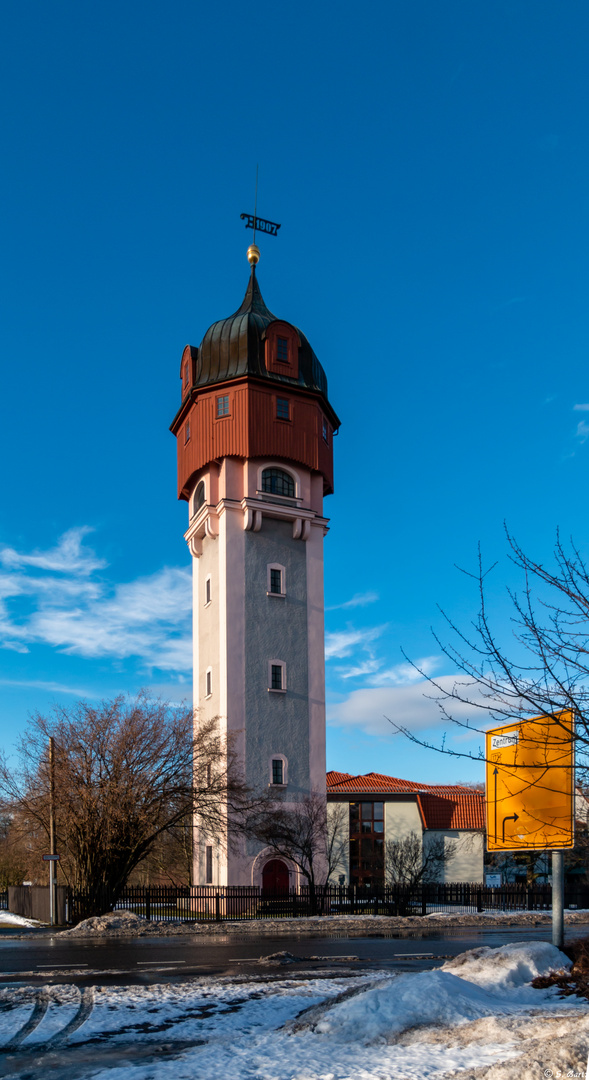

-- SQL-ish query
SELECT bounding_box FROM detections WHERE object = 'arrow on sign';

[493,768,498,841]
[502,813,519,843]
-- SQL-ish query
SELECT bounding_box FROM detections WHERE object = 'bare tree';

[250,794,348,913]
[0,693,254,916]
[390,531,589,783]
[385,831,457,887]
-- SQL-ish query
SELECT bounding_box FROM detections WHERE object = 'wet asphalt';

[0,923,586,987]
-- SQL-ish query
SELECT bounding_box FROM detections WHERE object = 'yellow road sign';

[485,710,574,851]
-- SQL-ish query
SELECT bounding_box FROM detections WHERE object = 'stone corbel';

[243,508,262,532]
[188,535,203,558]
[205,512,219,539]
[292,518,311,541]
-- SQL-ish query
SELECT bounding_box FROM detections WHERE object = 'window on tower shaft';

[261,468,295,498]
[270,568,282,594]
[184,420,190,444]
[277,337,289,362]
[276,397,290,420]
[271,664,283,691]
[216,395,229,418]
[272,759,284,785]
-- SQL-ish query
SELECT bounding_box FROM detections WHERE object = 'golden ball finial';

[247,243,260,266]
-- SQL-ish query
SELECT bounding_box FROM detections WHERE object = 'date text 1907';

[240,214,281,236]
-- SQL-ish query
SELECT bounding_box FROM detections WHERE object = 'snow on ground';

[0,911,41,927]
[58,908,589,938]
[0,941,587,1078]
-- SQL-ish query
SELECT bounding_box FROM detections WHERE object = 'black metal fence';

[0,890,7,911]
[66,881,589,925]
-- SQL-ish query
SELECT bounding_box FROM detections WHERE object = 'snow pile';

[0,911,41,928]
[63,910,148,935]
[310,942,573,1044]
[441,940,568,990]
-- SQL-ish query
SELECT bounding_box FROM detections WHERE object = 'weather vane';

[240,166,281,256]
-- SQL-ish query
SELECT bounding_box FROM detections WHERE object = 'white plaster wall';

[326,801,349,883]
[424,830,484,883]
[384,800,423,842]
[194,527,221,886]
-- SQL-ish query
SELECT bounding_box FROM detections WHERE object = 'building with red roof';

[326,770,485,886]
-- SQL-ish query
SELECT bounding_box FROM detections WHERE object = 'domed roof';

[191,267,331,404]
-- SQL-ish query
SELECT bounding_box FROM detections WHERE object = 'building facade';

[327,771,485,884]
[170,248,340,887]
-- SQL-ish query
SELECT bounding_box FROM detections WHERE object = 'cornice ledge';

[184,505,219,557]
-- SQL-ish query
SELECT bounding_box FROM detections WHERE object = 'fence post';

[421,884,427,917]
[477,888,483,913]
[215,892,220,922]
[292,889,297,918]
[145,887,151,922]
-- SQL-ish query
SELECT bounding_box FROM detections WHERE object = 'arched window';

[261,468,295,499]
[192,481,205,516]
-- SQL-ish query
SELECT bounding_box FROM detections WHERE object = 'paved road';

[0,923,586,986]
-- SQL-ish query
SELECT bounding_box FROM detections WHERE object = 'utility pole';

[49,736,56,927]
[552,850,564,950]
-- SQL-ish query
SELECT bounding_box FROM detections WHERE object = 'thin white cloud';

[0,530,192,674]
[0,527,106,576]
[573,404,589,412]
[0,678,99,697]
[327,675,485,737]
[338,659,382,679]
[326,592,379,612]
[324,625,386,660]
[366,656,442,686]
[575,421,589,444]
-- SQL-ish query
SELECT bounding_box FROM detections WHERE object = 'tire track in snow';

[3,990,49,1049]
[44,987,94,1046]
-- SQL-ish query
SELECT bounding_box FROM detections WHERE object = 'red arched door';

[262,859,289,894]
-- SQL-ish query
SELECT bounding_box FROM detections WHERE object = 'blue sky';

[1,0,589,783]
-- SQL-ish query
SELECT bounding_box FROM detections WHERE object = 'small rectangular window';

[322,417,328,443]
[276,397,289,420]
[206,670,212,697]
[272,759,284,785]
[184,420,190,444]
[271,664,283,691]
[270,568,282,595]
[216,395,229,418]
[205,577,211,604]
[205,845,213,884]
[277,337,289,362]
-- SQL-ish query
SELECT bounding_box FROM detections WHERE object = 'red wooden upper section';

[174,378,334,501]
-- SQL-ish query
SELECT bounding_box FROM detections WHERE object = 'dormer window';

[216,395,229,418]
[265,323,299,379]
[276,397,290,421]
[322,417,329,443]
[184,420,190,444]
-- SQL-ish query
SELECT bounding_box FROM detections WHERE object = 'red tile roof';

[326,771,485,831]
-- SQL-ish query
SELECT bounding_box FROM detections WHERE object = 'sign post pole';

[552,850,564,950]
[48,736,56,928]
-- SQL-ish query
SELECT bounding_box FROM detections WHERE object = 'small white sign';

[485,873,502,887]
[491,732,519,750]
